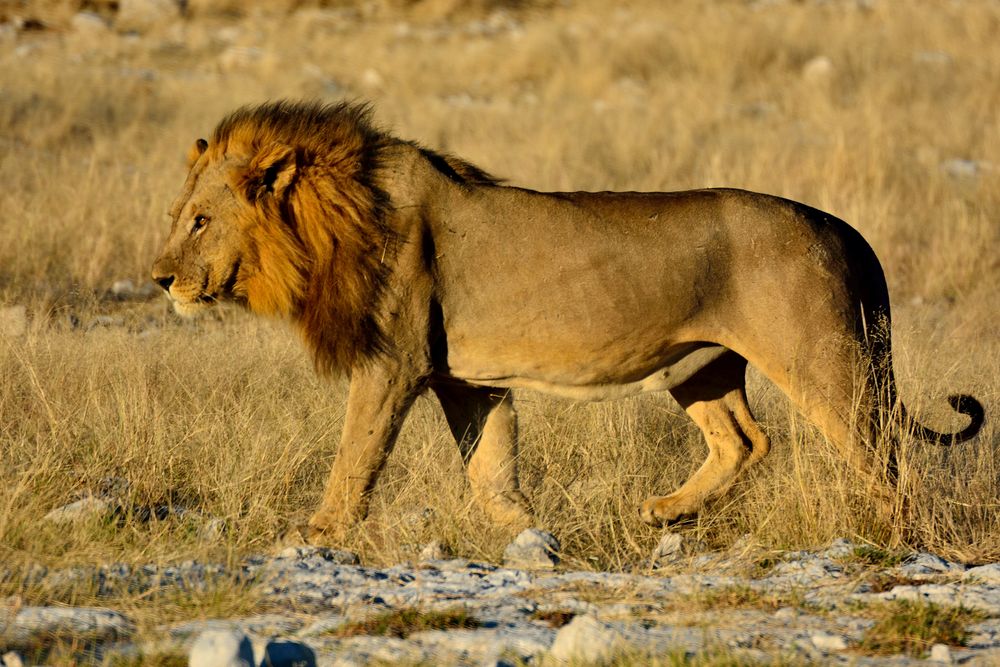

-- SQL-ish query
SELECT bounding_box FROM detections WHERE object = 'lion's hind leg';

[432,382,534,532]
[639,351,769,526]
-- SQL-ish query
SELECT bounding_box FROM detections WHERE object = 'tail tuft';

[910,393,985,446]
[944,394,985,444]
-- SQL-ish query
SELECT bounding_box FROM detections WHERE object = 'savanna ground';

[0,0,998,657]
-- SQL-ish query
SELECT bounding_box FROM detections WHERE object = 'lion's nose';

[153,273,175,292]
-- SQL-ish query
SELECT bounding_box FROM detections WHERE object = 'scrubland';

[0,0,998,648]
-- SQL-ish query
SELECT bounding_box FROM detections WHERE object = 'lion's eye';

[192,215,208,233]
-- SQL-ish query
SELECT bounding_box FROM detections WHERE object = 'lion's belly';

[450,343,728,401]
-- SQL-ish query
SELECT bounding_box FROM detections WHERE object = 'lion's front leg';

[433,382,534,532]
[308,364,422,543]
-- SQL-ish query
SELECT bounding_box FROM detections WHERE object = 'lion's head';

[151,101,392,373]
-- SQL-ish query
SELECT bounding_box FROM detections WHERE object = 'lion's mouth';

[167,263,244,315]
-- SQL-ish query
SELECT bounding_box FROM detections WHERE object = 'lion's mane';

[207,101,495,375]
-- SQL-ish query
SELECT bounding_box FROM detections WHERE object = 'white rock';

[549,614,626,663]
[929,643,952,663]
[70,11,109,35]
[651,532,684,566]
[116,0,180,33]
[965,563,1000,584]
[42,496,116,525]
[899,552,965,576]
[2,606,133,644]
[0,305,27,337]
[419,540,451,561]
[110,278,136,298]
[802,55,834,82]
[821,537,855,559]
[261,639,317,667]
[810,631,847,652]
[276,545,360,565]
[773,606,799,620]
[503,529,560,569]
[189,630,255,667]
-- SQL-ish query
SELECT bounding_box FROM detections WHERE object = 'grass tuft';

[845,545,907,569]
[333,607,481,639]
[858,600,982,657]
[532,609,577,628]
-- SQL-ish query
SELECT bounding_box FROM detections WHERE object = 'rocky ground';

[3,532,1000,665]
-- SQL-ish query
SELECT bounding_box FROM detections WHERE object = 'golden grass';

[857,600,983,658]
[0,0,998,635]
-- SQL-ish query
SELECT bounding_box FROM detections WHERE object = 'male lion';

[152,101,984,540]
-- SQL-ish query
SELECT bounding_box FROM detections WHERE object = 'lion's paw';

[480,490,535,533]
[639,495,700,527]
[301,511,354,545]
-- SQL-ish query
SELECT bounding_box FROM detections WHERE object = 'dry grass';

[332,607,481,638]
[0,0,998,639]
[857,600,983,658]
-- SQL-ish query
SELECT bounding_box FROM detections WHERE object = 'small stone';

[549,614,625,663]
[941,158,981,179]
[419,540,451,561]
[965,563,1000,584]
[802,55,834,82]
[899,552,964,577]
[810,631,848,652]
[189,630,254,667]
[0,305,27,337]
[87,315,125,330]
[70,11,109,35]
[929,643,952,663]
[43,496,117,525]
[1,651,24,667]
[198,517,227,542]
[503,528,560,569]
[276,545,359,565]
[650,532,684,566]
[219,46,264,70]
[773,606,799,620]
[261,639,317,667]
[116,0,180,33]
[821,537,855,559]
[110,279,136,299]
[3,606,133,644]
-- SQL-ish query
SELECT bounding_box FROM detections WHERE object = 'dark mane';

[210,99,500,375]
[213,100,393,374]
[417,146,503,186]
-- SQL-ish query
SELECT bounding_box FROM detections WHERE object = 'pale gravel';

[3,538,1000,665]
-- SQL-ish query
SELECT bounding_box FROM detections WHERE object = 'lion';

[152,100,984,540]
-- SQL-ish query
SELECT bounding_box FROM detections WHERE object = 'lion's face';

[152,139,299,317]
[151,144,250,316]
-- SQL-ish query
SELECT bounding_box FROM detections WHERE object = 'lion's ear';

[186,138,208,169]
[245,143,297,201]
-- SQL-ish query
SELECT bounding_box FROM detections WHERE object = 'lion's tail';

[902,394,985,446]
